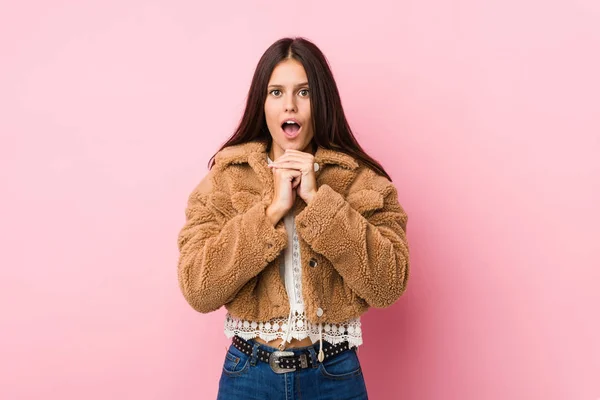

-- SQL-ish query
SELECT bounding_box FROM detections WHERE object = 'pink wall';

[1,1,598,399]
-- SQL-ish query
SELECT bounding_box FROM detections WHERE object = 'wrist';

[266,205,284,226]
[305,190,318,205]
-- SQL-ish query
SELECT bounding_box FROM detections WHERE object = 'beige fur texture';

[177,141,409,324]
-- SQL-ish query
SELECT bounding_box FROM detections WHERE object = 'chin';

[284,136,314,149]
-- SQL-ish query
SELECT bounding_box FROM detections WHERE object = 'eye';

[269,89,282,97]
[299,89,310,97]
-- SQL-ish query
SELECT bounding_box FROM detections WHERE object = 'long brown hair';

[208,37,392,181]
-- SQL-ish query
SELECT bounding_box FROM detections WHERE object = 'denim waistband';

[234,335,345,355]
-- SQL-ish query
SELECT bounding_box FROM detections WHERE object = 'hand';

[267,162,302,225]
[268,149,317,204]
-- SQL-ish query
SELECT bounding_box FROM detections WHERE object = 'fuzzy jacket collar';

[214,140,359,171]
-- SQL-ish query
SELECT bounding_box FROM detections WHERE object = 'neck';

[268,141,315,161]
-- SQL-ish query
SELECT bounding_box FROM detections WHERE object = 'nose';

[284,94,297,112]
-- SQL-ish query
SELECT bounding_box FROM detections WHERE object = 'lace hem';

[223,312,363,348]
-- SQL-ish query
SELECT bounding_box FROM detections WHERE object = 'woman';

[177,37,410,400]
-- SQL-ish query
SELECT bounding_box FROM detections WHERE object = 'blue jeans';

[217,336,369,400]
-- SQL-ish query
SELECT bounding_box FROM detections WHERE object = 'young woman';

[177,37,410,400]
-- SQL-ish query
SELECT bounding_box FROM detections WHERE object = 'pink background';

[1,0,598,399]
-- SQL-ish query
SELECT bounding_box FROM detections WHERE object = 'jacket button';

[309,258,318,268]
[316,308,323,317]
[313,162,320,172]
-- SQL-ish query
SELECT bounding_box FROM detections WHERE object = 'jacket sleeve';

[295,181,409,308]
[177,179,288,313]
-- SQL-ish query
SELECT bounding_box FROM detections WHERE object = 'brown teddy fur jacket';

[177,140,410,325]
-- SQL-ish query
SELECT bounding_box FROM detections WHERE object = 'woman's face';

[264,58,314,160]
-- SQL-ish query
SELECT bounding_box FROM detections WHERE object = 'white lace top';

[223,155,363,349]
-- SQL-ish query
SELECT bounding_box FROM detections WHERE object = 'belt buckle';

[269,350,296,374]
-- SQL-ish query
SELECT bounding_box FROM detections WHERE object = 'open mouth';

[281,120,302,137]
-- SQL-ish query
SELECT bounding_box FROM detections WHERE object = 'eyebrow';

[267,82,309,89]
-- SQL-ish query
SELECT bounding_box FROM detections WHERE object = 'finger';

[276,166,301,175]
[270,160,311,171]
[269,160,307,169]
[276,167,302,180]
[275,151,313,163]
[278,152,312,161]
[284,149,313,157]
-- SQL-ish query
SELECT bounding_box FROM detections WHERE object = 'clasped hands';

[268,149,318,205]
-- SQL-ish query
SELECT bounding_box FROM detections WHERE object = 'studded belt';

[231,335,351,374]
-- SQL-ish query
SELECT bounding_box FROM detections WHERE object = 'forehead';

[268,59,308,85]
